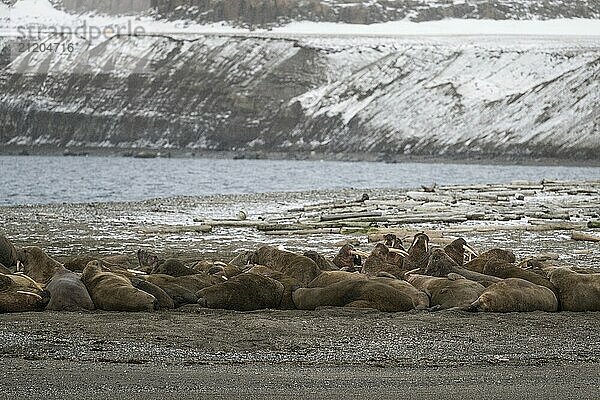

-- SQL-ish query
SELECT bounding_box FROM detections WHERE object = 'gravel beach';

[1,186,599,398]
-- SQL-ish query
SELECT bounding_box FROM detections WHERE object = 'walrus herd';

[0,233,599,314]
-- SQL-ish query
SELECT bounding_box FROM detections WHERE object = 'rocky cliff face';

[148,0,600,26]
[45,0,600,25]
[1,33,598,160]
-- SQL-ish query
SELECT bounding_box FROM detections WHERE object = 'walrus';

[469,278,558,313]
[193,261,242,279]
[0,273,49,313]
[45,267,95,311]
[144,273,222,306]
[303,250,339,271]
[548,268,600,311]
[292,280,415,312]
[464,248,516,273]
[403,233,430,270]
[130,277,175,309]
[382,234,407,266]
[307,270,367,288]
[362,243,406,278]
[332,244,362,271]
[16,246,62,284]
[7,273,44,293]
[370,276,430,310]
[482,260,557,293]
[63,254,136,272]
[82,261,157,312]
[254,246,321,285]
[444,238,478,266]
[141,274,198,307]
[247,265,302,309]
[151,259,196,277]
[423,248,501,286]
[406,273,485,310]
[228,250,257,268]
[196,273,284,311]
[0,235,17,272]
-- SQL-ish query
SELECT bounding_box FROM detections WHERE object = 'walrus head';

[409,233,430,254]
[137,249,163,272]
[371,243,390,259]
[16,246,62,284]
[383,234,405,250]
[423,248,459,277]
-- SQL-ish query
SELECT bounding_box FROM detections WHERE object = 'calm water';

[0,156,598,205]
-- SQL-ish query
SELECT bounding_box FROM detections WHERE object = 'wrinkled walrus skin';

[549,268,600,312]
[196,273,284,311]
[255,246,321,285]
[470,278,558,313]
[82,261,157,312]
[16,246,62,284]
[46,267,95,311]
[293,280,415,312]
[406,274,485,310]
[0,274,49,313]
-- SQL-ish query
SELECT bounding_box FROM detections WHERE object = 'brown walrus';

[370,277,430,310]
[469,278,558,313]
[63,254,136,272]
[362,243,406,278]
[307,270,367,288]
[443,238,478,266]
[140,275,198,307]
[130,278,175,309]
[0,235,18,272]
[332,244,361,271]
[196,273,284,311]
[82,261,157,312]
[151,259,196,277]
[247,265,301,309]
[228,250,257,268]
[464,248,516,274]
[406,273,485,310]
[292,280,415,312]
[45,267,95,311]
[382,234,407,266]
[16,246,62,284]
[424,248,502,286]
[0,273,49,313]
[193,261,242,279]
[482,260,557,293]
[548,268,600,312]
[403,233,430,271]
[303,250,339,271]
[254,246,321,285]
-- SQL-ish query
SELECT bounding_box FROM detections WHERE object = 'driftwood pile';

[190,180,600,242]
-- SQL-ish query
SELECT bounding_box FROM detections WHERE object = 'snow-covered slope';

[0,0,599,161]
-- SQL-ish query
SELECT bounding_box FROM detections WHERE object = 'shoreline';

[2,144,599,168]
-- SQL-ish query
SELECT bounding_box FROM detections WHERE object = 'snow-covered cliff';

[0,0,599,161]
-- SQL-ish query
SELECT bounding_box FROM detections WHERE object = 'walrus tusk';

[14,273,44,291]
[352,250,370,258]
[16,260,23,272]
[16,290,43,300]
[213,261,228,267]
[404,268,422,276]
[127,269,146,275]
[388,248,409,257]
[463,244,479,262]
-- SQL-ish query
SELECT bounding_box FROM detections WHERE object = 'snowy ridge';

[0,33,599,160]
[0,0,599,160]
